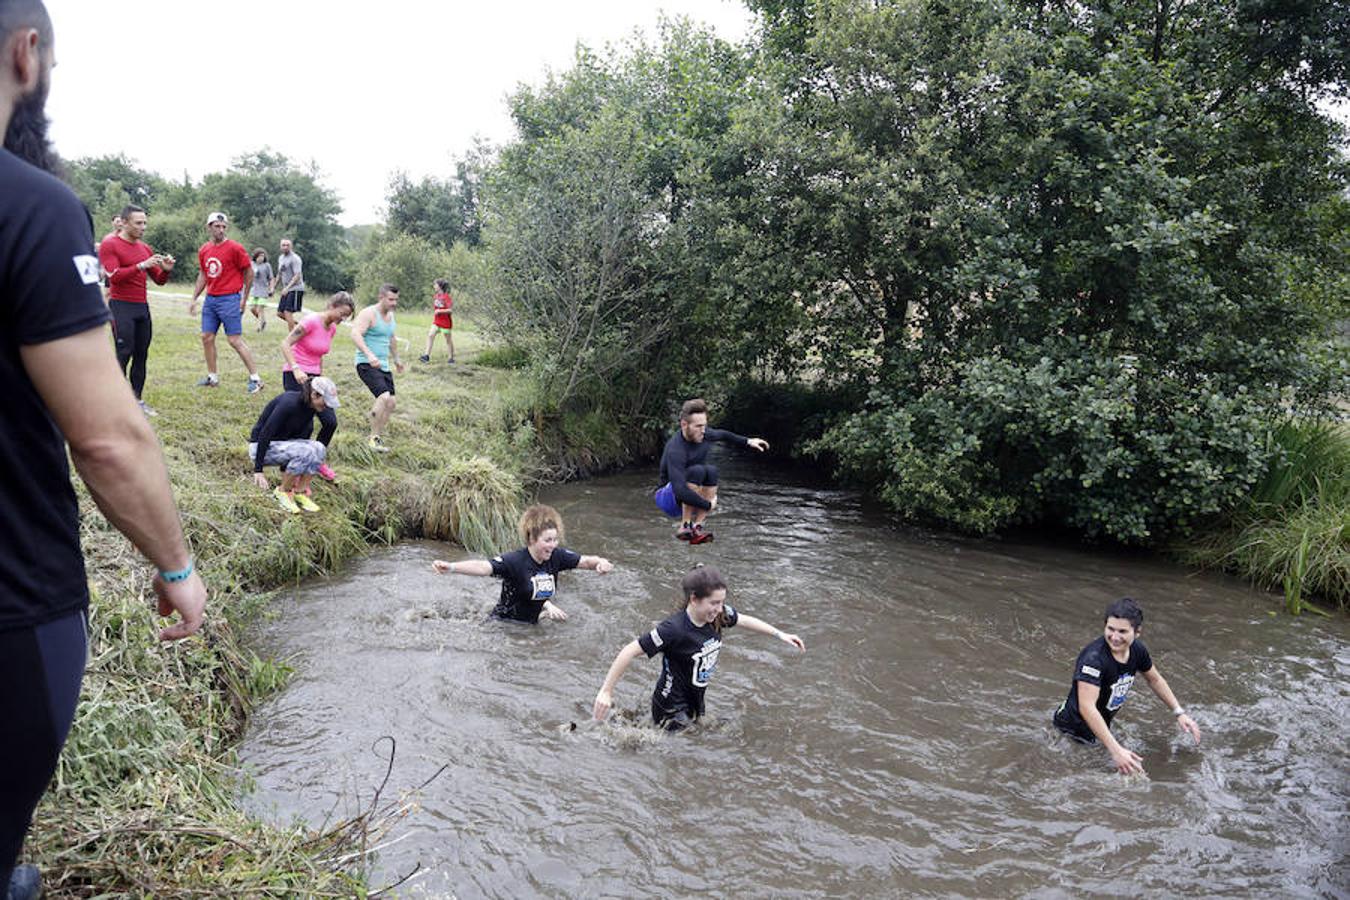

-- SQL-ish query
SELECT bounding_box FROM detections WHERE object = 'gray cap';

[309,376,339,408]
[205,211,228,226]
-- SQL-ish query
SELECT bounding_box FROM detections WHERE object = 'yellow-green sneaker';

[294,492,321,513]
[273,487,300,514]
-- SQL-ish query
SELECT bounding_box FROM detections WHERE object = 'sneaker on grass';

[272,487,300,514]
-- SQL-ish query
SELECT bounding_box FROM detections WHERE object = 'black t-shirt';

[637,604,740,722]
[0,149,111,631]
[657,427,748,510]
[249,391,319,471]
[1057,636,1154,734]
[488,546,582,623]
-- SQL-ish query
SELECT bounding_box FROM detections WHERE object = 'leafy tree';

[64,153,168,217]
[746,0,1350,541]
[481,20,767,416]
[385,150,485,249]
[199,150,348,291]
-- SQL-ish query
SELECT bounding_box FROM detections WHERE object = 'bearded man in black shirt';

[0,4,206,896]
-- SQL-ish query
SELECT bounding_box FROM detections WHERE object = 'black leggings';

[110,300,152,398]
[0,610,86,884]
[281,370,338,446]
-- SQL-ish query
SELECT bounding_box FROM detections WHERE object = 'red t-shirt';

[197,238,252,296]
[433,291,453,328]
[99,235,168,302]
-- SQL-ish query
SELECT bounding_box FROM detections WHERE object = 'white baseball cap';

[310,376,340,408]
[205,211,228,226]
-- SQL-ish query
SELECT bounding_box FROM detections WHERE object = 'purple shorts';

[653,482,680,518]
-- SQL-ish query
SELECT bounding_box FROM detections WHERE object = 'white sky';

[43,0,757,225]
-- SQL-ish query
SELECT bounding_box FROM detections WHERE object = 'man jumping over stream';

[654,398,769,544]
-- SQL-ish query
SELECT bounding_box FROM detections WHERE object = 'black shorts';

[281,369,319,392]
[1052,707,1097,744]
[278,290,305,313]
[357,363,395,398]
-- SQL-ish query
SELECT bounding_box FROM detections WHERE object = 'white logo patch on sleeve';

[1080,665,1101,678]
[72,254,100,285]
[648,627,663,648]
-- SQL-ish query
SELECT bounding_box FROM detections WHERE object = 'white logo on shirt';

[72,254,100,285]
[1106,674,1136,711]
[1081,664,1101,678]
[206,257,223,279]
[529,573,555,601]
[690,637,723,687]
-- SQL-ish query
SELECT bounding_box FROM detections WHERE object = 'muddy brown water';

[239,455,1349,898]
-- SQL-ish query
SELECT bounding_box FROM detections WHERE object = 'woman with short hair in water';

[592,565,805,731]
[431,504,613,623]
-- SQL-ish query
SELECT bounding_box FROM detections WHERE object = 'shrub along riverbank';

[27,293,568,894]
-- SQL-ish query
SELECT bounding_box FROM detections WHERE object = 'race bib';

[1105,674,1136,711]
[529,573,556,601]
[690,638,723,687]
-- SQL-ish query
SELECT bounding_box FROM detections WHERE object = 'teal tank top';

[357,309,395,371]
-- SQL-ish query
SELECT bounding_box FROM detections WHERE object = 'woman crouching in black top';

[431,504,613,623]
[592,566,804,730]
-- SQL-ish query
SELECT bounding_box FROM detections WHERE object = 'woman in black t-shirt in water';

[592,566,804,730]
[432,504,613,623]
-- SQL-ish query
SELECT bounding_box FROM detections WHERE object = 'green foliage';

[1179,421,1350,607]
[143,206,209,278]
[385,152,484,249]
[354,231,456,308]
[481,19,763,421]
[200,150,349,291]
[65,153,170,221]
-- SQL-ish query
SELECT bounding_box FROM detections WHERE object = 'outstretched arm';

[1142,666,1201,743]
[593,640,644,720]
[23,327,206,641]
[432,559,494,576]
[735,613,805,651]
[1075,681,1145,775]
[578,555,614,574]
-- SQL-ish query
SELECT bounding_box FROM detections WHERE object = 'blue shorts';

[202,293,243,336]
[653,482,680,518]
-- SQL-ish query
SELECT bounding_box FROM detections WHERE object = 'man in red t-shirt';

[98,205,173,414]
[190,211,262,392]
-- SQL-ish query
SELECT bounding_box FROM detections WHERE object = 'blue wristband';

[159,560,194,583]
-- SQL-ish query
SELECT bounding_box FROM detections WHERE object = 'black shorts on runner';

[277,290,305,314]
[357,363,395,398]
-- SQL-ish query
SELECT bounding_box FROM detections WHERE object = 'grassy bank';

[28,291,547,895]
[1177,420,1350,614]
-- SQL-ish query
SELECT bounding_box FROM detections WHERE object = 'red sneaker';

[317,463,337,482]
[675,522,694,541]
[688,524,714,545]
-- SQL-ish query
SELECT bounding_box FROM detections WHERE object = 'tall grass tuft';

[423,456,522,553]
[1179,420,1349,610]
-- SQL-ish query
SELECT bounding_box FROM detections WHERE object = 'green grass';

[1178,420,1350,612]
[27,289,544,895]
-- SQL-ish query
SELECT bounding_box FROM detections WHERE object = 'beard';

[4,70,62,177]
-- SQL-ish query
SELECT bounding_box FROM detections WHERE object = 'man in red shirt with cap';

[190,211,263,392]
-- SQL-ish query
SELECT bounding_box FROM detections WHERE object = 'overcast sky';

[42,0,757,225]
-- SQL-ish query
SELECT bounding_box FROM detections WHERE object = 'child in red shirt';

[419,278,455,364]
